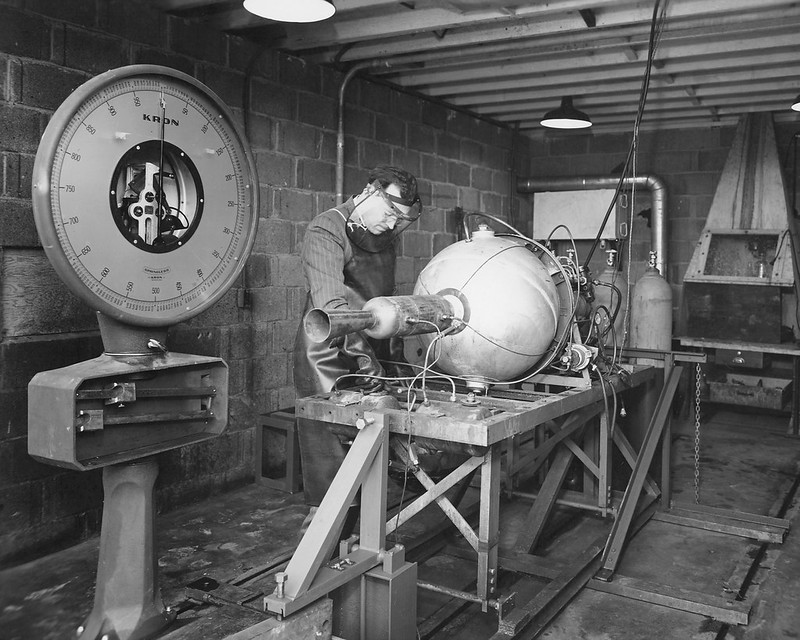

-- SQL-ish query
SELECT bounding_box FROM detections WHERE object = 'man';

[293,165,422,525]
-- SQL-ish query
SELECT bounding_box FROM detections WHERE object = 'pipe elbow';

[643,173,666,195]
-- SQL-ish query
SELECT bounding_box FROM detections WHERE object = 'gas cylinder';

[592,249,628,348]
[631,251,673,358]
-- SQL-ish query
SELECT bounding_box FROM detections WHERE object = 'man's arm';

[301,213,385,388]
[302,213,350,310]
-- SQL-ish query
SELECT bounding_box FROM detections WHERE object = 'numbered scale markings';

[33,65,258,327]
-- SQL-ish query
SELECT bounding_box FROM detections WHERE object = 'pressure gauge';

[32,65,259,327]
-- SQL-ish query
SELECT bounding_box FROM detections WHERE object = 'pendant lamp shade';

[792,94,800,112]
[243,0,335,23]
[540,96,592,129]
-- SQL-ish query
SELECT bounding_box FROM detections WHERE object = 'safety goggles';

[373,184,422,222]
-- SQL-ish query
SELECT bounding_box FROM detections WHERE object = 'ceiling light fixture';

[243,0,335,23]
[792,94,800,112]
[540,96,593,129]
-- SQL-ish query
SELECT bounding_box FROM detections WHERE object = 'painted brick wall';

[0,0,530,565]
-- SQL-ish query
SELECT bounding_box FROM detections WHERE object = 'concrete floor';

[543,408,800,640]
[2,406,800,639]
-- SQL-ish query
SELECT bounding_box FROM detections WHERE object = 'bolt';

[355,416,374,429]
[76,626,84,636]
[275,571,287,598]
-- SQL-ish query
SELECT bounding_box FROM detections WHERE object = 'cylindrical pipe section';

[365,295,460,338]
[417,580,499,608]
[304,294,459,343]
[304,309,375,343]
[336,61,391,203]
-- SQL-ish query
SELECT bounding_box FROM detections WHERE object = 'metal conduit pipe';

[336,61,390,203]
[516,175,668,278]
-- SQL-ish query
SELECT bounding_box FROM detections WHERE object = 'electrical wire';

[408,322,456,404]
[593,363,611,433]
[457,211,583,376]
[416,222,582,382]
[330,1,672,406]
[583,0,669,270]
[390,429,414,548]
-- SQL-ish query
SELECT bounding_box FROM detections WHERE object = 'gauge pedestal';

[79,459,177,640]
[28,333,229,640]
[97,312,168,354]
[28,65,258,640]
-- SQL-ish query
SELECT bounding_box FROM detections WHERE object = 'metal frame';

[678,336,800,436]
[284,365,662,637]
[263,414,418,640]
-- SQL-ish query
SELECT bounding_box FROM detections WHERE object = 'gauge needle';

[158,88,166,241]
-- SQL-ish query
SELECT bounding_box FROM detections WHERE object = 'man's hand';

[355,354,386,393]
[339,331,386,393]
[355,377,385,394]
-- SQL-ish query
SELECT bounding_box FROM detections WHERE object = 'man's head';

[353,165,422,235]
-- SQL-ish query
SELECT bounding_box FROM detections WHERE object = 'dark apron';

[293,210,396,505]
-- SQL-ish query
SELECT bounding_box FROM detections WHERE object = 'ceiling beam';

[351,11,799,75]
[382,31,799,87]
[273,0,630,50]
[446,72,800,110]
[397,47,800,98]
[278,0,795,56]
[473,79,800,116]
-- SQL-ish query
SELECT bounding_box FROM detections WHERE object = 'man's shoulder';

[310,207,347,231]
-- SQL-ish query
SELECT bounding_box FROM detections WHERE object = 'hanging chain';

[694,362,702,504]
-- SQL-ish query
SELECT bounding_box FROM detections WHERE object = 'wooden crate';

[708,373,791,411]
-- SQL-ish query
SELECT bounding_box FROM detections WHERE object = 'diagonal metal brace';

[264,416,389,616]
[596,365,683,580]
[388,441,483,547]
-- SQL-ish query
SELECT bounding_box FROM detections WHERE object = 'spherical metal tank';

[412,226,560,385]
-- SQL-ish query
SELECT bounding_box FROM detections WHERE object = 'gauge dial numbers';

[32,65,259,327]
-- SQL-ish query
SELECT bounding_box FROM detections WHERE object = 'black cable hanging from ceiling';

[583,0,670,269]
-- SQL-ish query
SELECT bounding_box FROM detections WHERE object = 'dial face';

[32,65,258,327]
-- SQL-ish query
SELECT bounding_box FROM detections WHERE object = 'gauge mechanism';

[32,65,259,327]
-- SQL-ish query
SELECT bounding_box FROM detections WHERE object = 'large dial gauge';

[32,65,258,327]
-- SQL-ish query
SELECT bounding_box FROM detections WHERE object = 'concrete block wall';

[527,127,728,287]
[525,123,800,327]
[0,0,530,566]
